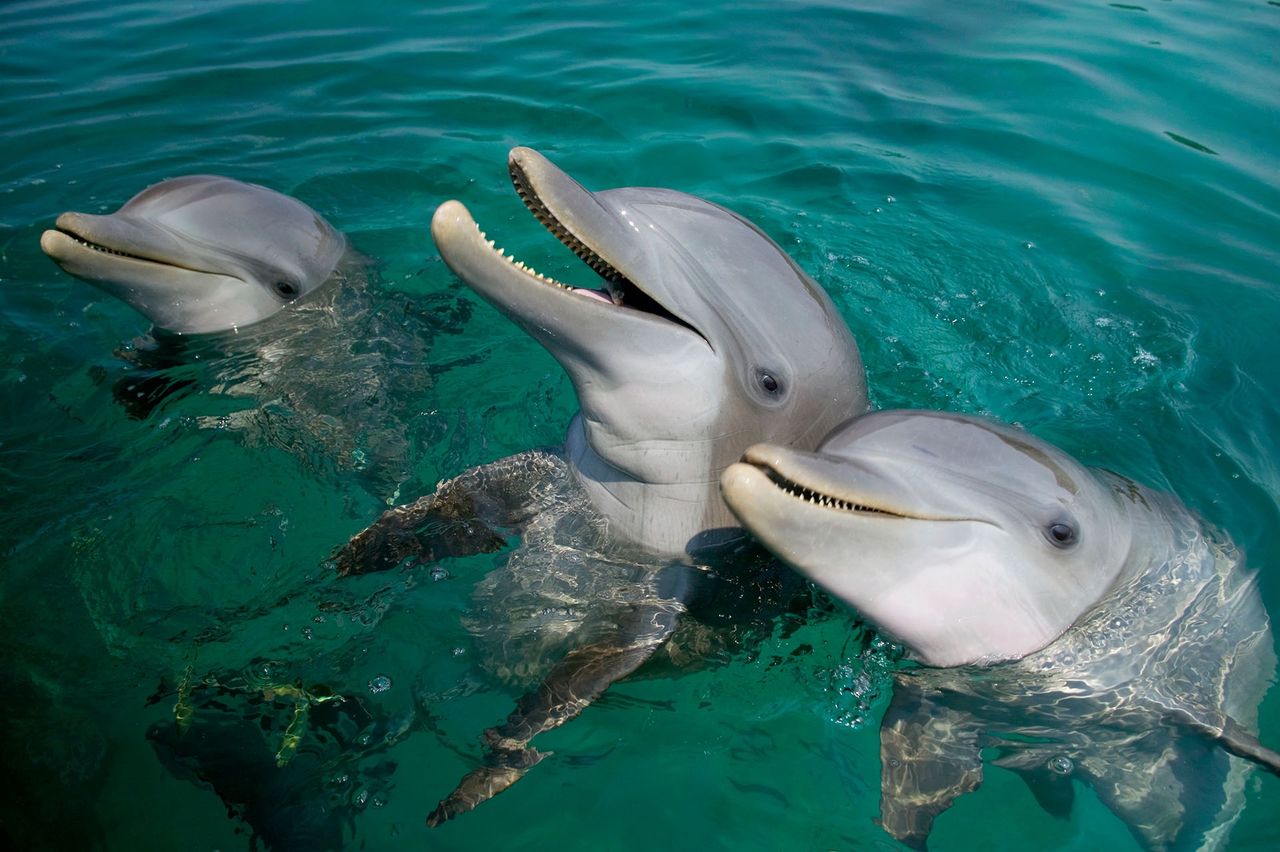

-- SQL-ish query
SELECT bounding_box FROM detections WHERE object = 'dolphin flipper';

[1213,718,1280,775]
[333,449,565,575]
[989,749,1076,820]
[427,599,683,827]
[878,677,984,850]
[1076,729,1232,852]
[1169,710,1280,777]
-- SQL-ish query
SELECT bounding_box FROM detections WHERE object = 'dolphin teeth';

[762,467,905,517]
[63,231,147,261]
[508,160,642,298]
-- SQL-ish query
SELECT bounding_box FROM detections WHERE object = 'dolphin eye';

[757,370,782,395]
[273,280,300,300]
[1046,522,1077,548]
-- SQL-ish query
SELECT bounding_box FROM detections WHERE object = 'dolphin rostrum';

[334,147,867,824]
[722,410,1278,850]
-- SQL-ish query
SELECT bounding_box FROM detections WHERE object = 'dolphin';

[38,174,475,496]
[722,410,1279,850]
[41,174,349,335]
[334,147,867,823]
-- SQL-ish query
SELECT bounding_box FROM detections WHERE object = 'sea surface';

[1,1,1278,849]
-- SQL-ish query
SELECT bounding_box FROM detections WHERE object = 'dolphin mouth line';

[750,461,909,517]
[51,225,226,277]
[57,229,146,260]
[744,457,991,525]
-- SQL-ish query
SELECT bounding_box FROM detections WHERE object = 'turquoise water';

[2,0,1278,848]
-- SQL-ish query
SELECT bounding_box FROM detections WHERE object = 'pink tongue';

[573,288,613,304]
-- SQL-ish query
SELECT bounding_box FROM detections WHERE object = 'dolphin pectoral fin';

[427,600,682,827]
[1078,729,1230,852]
[878,678,984,850]
[1169,709,1280,777]
[989,750,1076,820]
[1213,717,1280,775]
[332,449,566,575]
[332,490,506,576]
[1017,767,1076,821]
[426,743,547,828]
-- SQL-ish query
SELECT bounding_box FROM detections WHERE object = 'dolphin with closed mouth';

[40,173,473,496]
[334,147,867,824]
[722,409,1279,851]
[41,174,351,335]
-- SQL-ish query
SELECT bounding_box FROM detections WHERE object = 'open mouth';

[458,155,700,335]
[751,461,909,516]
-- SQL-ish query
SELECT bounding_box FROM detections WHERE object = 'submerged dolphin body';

[335,147,867,823]
[722,410,1278,850]
[41,174,349,335]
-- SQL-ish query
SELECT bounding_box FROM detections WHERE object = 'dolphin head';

[41,175,348,335]
[432,147,865,553]
[722,410,1136,666]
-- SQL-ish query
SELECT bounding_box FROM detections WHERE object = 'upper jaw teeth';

[766,468,896,515]
[64,231,140,259]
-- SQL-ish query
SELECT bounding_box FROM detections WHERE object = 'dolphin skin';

[722,410,1278,850]
[41,174,349,335]
[334,147,867,824]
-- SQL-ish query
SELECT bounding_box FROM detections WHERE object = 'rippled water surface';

[2,1,1278,849]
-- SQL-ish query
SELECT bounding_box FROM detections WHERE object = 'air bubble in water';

[369,675,392,694]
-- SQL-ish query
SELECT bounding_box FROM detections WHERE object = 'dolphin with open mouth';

[334,147,867,824]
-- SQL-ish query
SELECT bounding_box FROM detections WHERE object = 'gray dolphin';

[334,147,867,823]
[39,174,476,497]
[41,174,349,334]
[722,410,1278,851]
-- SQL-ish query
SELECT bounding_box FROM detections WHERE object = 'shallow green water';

[2,0,1278,849]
